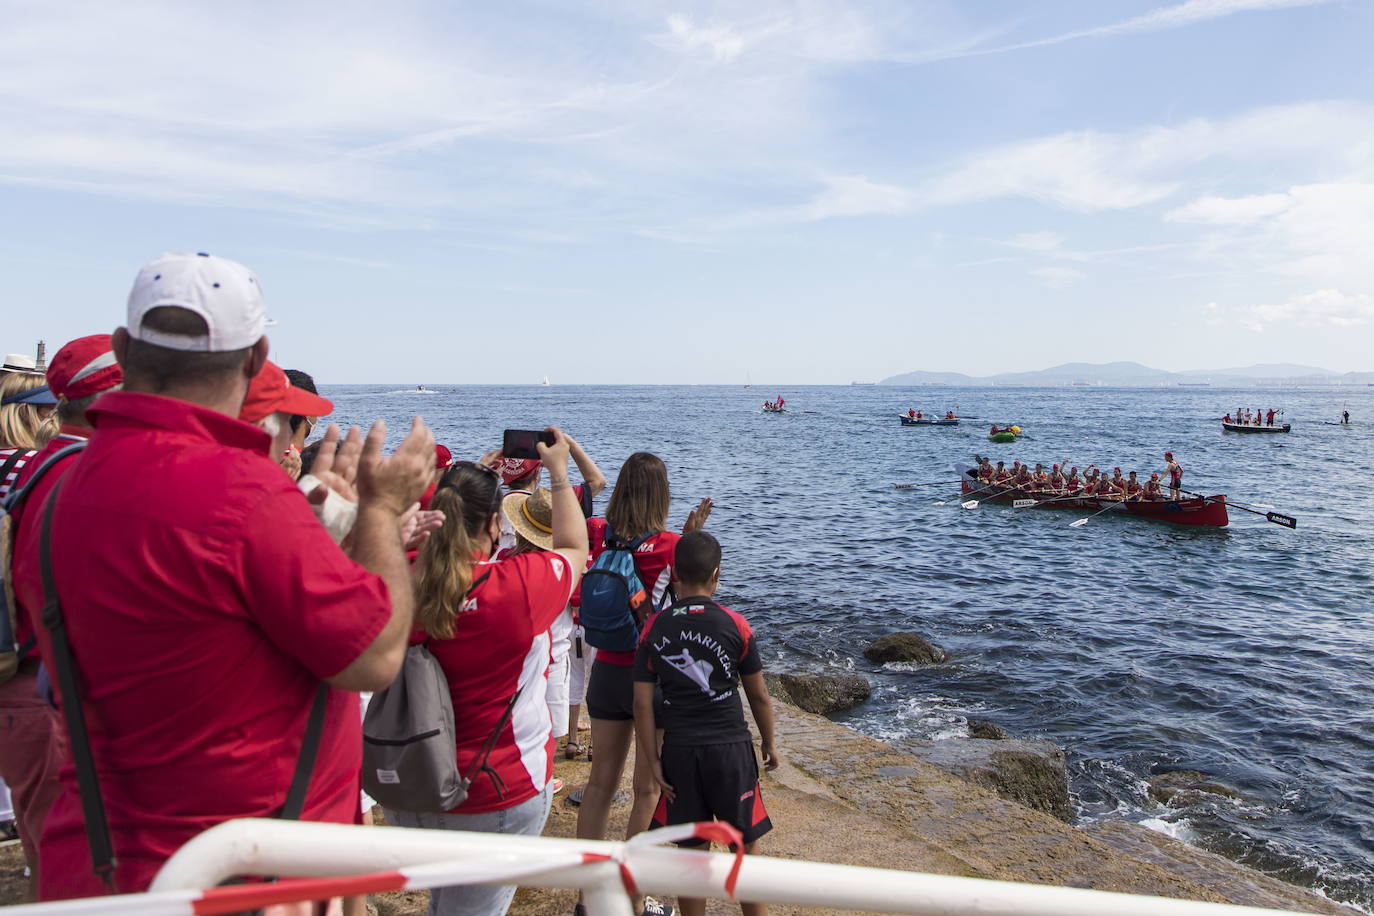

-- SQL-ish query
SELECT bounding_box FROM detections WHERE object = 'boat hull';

[1222,422,1289,433]
[988,432,1017,443]
[959,472,1228,527]
[901,417,958,426]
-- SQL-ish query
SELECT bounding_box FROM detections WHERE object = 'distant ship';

[851,381,877,386]
[1177,382,1211,387]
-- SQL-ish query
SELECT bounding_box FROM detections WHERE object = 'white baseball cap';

[126,252,273,352]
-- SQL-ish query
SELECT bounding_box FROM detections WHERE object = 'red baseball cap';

[435,443,453,469]
[239,361,333,423]
[47,334,123,400]
[1164,451,1173,458]
[498,456,541,484]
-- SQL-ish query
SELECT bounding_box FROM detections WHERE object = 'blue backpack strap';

[2,441,89,515]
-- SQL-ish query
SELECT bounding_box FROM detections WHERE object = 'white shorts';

[568,623,597,708]
[547,608,574,738]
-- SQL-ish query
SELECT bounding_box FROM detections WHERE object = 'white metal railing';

[1,818,1321,916]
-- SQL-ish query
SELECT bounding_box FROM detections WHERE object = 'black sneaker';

[0,819,18,844]
[641,896,676,916]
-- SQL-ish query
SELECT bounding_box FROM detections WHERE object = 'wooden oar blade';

[960,499,980,510]
[1068,518,1088,528]
[1012,499,1036,508]
[1266,512,1297,529]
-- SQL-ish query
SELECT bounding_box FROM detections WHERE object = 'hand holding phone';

[503,428,555,460]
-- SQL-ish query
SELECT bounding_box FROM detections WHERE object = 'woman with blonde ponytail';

[386,428,589,916]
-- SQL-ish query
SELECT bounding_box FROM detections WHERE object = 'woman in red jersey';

[575,454,712,856]
[388,432,589,916]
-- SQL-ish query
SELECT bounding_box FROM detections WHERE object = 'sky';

[3,0,1373,384]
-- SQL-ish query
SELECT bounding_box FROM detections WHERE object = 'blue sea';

[327,383,1374,910]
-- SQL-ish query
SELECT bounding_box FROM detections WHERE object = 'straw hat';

[502,488,554,550]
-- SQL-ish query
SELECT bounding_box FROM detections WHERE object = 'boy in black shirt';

[633,531,779,916]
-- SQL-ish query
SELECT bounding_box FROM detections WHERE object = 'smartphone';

[503,429,555,460]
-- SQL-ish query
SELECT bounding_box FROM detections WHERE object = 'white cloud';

[959,0,1334,58]
[803,174,912,220]
[1167,193,1294,224]
[1007,231,1066,251]
[1030,266,1085,288]
[1220,289,1374,331]
[921,102,1374,213]
[659,16,752,61]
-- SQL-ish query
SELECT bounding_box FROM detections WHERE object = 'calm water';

[327,383,1374,909]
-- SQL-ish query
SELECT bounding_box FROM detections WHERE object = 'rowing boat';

[900,416,958,426]
[957,467,1229,527]
[1222,421,1290,433]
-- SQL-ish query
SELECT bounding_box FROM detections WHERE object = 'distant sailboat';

[542,375,550,386]
[745,370,752,389]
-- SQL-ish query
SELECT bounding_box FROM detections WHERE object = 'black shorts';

[586,660,634,720]
[652,740,772,846]
[586,661,663,721]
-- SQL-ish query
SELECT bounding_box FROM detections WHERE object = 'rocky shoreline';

[0,633,1356,914]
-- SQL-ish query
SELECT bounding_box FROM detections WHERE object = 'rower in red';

[1266,408,1276,426]
[945,410,956,420]
[908,408,916,418]
[1162,451,1183,499]
[1109,467,1126,497]
[1065,466,1081,491]
[1223,413,1232,424]
[1143,473,1163,500]
[977,458,994,483]
[1049,464,1065,490]
[1125,471,1142,500]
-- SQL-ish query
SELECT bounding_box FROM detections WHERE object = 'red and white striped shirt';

[424,550,576,813]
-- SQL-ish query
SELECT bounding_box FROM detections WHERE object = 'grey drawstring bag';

[362,574,524,813]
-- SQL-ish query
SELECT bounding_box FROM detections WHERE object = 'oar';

[1172,486,1297,529]
[893,479,961,490]
[1068,498,1126,528]
[933,477,997,506]
[960,483,1023,510]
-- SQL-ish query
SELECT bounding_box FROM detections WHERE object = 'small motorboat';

[901,416,958,426]
[1222,421,1290,433]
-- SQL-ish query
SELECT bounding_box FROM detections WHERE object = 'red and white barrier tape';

[3,822,743,915]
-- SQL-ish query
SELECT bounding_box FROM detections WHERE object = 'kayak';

[901,416,958,426]
[957,467,1229,527]
[1222,421,1289,433]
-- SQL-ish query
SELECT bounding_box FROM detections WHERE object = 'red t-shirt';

[587,519,680,667]
[10,393,391,900]
[423,551,575,813]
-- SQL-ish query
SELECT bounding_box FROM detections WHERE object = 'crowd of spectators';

[0,251,779,916]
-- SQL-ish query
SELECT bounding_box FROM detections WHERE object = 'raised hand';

[682,497,713,533]
[356,417,436,517]
[307,423,363,505]
[400,503,446,551]
[536,426,572,470]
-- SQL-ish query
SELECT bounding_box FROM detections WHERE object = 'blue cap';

[2,384,58,406]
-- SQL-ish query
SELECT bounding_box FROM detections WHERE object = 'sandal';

[564,741,586,760]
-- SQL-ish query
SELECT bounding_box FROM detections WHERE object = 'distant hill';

[881,361,1364,387]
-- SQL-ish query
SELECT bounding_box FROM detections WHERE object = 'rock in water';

[777,673,871,715]
[1147,770,1243,807]
[968,719,1009,740]
[863,632,948,665]
[905,738,1073,823]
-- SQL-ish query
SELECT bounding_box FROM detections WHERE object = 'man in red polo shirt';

[10,252,434,900]
[0,334,122,899]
